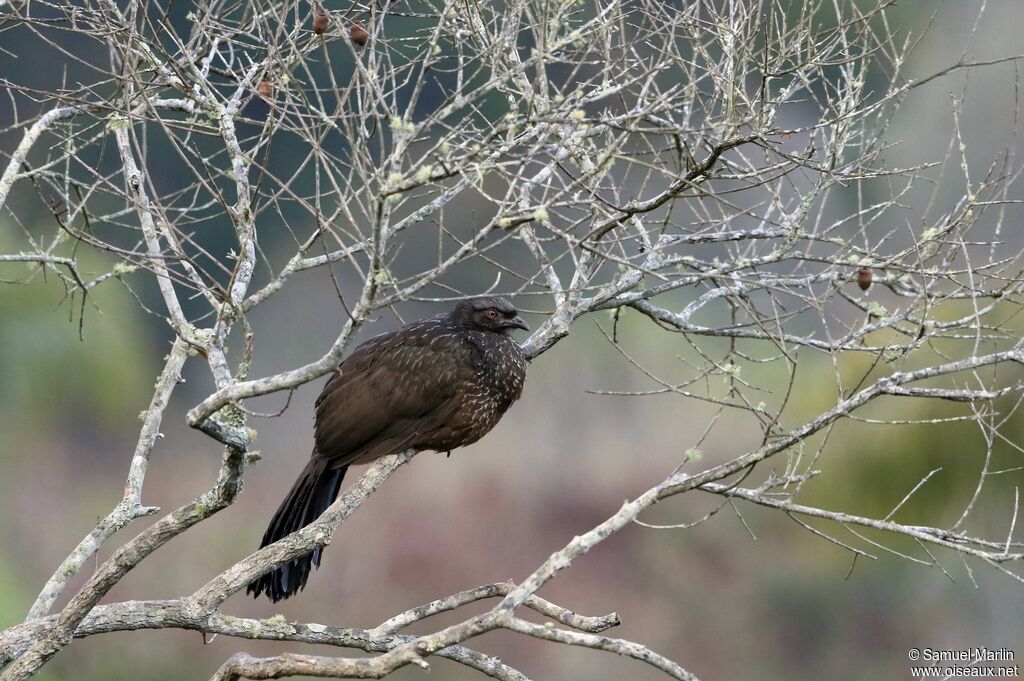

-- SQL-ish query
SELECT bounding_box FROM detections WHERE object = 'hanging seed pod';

[312,8,329,35]
[256,80,272,99]
[350,21,369,46]
[857,267,872,291]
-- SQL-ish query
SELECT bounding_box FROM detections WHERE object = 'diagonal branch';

[24,338,189,621]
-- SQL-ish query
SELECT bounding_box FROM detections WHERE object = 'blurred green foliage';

[0,257,154,436]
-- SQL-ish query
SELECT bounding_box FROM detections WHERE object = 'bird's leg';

[446,450,452,458]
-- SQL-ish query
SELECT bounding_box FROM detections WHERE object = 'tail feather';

[247,454,348,602]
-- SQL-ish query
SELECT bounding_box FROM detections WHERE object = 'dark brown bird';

[857,267,872,291]
[247,297,529,602]
[312,7,329,35]
[349,21,369,46]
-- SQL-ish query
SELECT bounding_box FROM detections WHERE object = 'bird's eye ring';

[486,309,499,319]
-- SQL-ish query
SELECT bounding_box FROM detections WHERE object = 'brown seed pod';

[256,80,272,99]
[312,8,329,35]
[350,21,369,46]
[856,267,872,291]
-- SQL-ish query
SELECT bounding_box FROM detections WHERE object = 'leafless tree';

[2,0,1024,679]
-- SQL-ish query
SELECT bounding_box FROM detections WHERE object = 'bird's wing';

[312,322,473,466]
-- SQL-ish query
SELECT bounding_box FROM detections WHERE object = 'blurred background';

[3,1,1024,680]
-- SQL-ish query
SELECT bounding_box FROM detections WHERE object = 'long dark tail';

[246,454,347,602]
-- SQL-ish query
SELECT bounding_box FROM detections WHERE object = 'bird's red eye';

[486,309,499,319]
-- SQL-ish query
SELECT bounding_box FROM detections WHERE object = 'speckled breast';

[439,332,526,449]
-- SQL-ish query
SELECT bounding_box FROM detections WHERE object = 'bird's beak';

[508,315,529,331]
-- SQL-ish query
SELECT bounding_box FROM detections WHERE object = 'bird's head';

[452,296,529,335]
